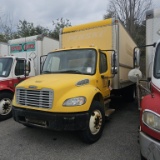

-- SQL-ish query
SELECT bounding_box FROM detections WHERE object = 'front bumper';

[140,131,160,160]
[12,106,89,131]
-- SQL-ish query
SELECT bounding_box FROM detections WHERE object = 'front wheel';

[0,92,13,121]
[122,84,136,102]
[80,101,105,144]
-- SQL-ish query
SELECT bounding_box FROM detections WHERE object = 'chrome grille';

[16,88,53,108]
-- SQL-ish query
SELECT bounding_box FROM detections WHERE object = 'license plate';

[25,117,47,127]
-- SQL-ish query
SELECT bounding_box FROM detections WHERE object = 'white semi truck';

[0,35,59,120]
[128,8,160,160]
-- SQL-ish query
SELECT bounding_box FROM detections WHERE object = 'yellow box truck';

[12,18,136,143]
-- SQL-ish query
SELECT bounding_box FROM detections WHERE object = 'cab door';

[11,59,27,89]
[97,51,111,99]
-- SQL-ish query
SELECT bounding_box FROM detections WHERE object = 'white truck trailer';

[0,42,8,56]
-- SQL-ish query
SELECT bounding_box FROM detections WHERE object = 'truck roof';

[8,35,40,44]
[49,46,99,52]
[0,42,8,45]
[8,34,56,44]
[0,55,16,59]
[62,18,113,33]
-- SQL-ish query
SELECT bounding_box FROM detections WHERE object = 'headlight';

[63,96,86,106]
[142,110,160,132]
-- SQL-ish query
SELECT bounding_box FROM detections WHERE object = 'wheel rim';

[89,109,102,135]
[0,98,12,115]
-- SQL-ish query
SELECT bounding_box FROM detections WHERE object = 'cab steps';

[104,99,115,117]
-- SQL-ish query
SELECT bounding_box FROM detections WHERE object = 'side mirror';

[111,51,118,74]
[134,48,141,67]
[128,68,142,82]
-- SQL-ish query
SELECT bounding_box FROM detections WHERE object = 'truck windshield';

[154,44,160,78]
[0,58,13,77]
[42,49,96,75]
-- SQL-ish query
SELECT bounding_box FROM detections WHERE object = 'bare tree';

[51,18,71,40]
[0,8,15,42]
[104,0,152,39]
[104,0,152,76]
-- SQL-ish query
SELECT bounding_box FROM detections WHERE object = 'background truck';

[128,8,160,160]
[0,35,59,120]
[12,18,137,143]
[0,42,8,56]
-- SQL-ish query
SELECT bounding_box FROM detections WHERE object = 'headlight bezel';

[63,96,86,106]
[142,109,160,133]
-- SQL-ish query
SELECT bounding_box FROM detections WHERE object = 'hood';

[17,74,93,90]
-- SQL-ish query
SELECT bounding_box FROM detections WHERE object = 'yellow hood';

[15,74,97,112]
[17,74,93,90]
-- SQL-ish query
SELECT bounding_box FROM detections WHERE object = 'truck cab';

[128,8,160,159]
[139,41,160,160]
[12,46,117,143]
[0,35,59,121]
[128,41,160,160]
[0,56,34,120]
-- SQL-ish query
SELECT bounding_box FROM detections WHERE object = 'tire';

[80,101,105,144]
[140,153,147,160]
[23,124,33,128]
[122,84,136,102]
[0,92,13,121]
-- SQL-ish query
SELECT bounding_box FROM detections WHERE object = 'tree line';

[0,17,71,42]
[0,0,152,46]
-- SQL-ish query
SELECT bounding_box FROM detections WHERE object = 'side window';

[15,60,25,76]
[100,52,107,73]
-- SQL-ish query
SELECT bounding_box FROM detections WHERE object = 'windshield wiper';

[58,70,82,74]
[42,70,82,74]
[42,71,53,74]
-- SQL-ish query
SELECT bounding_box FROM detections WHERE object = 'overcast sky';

[0,0,160,31]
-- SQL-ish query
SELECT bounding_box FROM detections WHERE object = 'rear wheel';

[23,124,33,128]
[80,101,105,144]
[0,92,13,121]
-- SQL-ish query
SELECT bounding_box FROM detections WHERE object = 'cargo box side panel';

[8,35,38,58]
[42,37,59,55]
[118,23,136,88]
[61,22,113,50]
